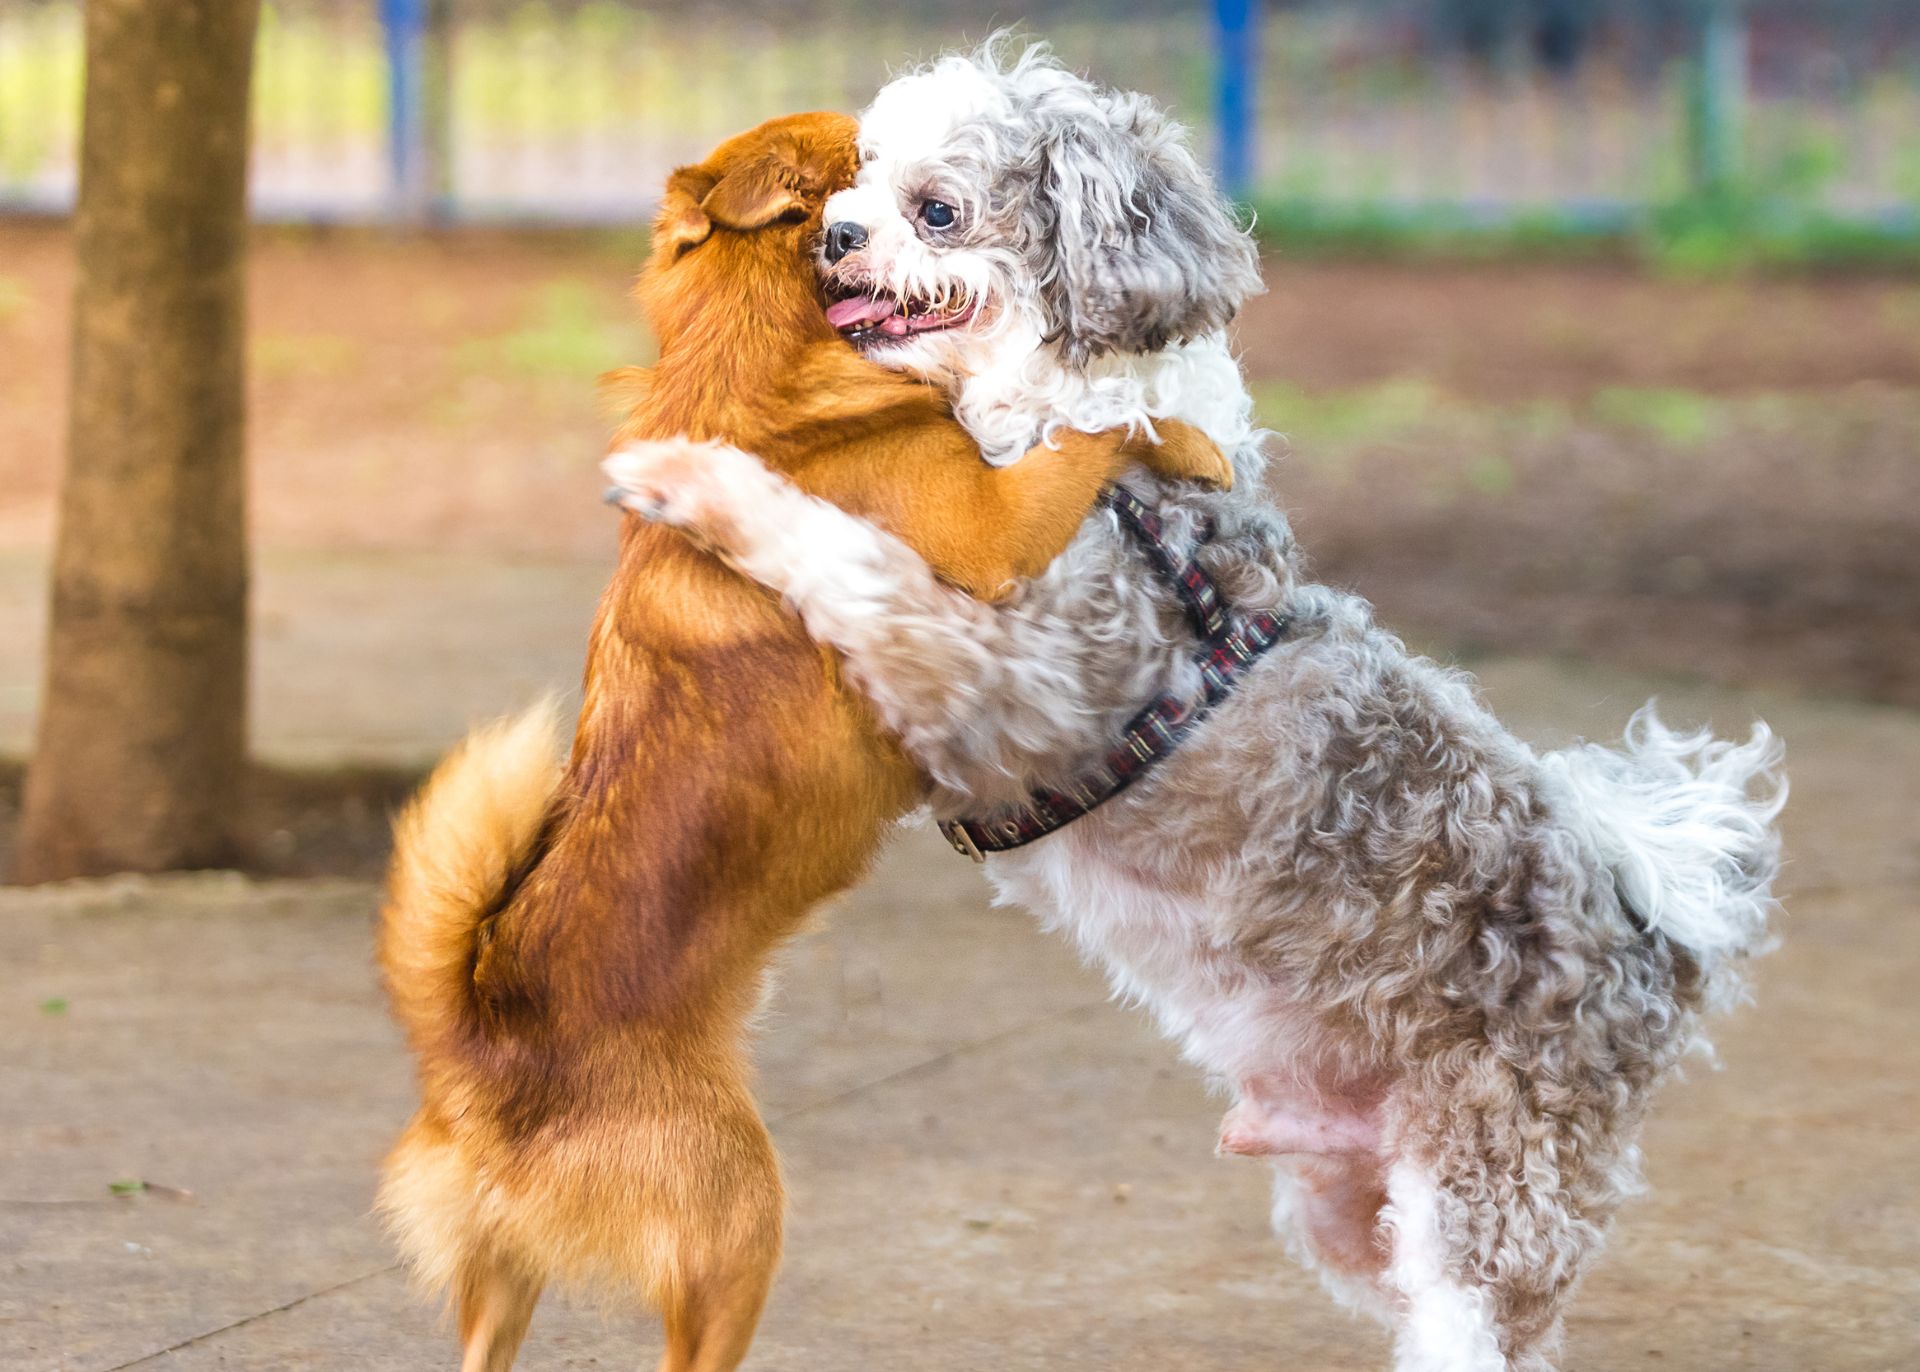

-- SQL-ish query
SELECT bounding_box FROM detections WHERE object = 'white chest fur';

[987,821,1315,1093]
[953,331,1260,468]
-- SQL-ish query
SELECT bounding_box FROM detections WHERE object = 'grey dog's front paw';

[600,437,795,565]
[601,439,720,530]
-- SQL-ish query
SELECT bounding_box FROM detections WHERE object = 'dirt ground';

[3,219,1919,716]
[4,661,1917,1372]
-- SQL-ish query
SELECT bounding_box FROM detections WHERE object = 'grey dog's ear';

[1026,91,1262,366]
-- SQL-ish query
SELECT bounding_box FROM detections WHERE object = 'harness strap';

[938,486,1288,863]
[1104,486,1226,640]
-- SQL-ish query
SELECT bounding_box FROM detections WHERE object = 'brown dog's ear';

[700,152,809,232]
[654,166,716,258]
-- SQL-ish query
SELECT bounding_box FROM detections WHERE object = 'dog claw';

[610,494,667,522]
[604,482,674,524]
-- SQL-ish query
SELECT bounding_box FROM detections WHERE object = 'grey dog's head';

[819,42,1263,373]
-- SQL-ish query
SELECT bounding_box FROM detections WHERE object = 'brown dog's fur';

[375,112,1229,1372]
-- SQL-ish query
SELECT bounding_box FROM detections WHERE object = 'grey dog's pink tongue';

[825,295,897,329]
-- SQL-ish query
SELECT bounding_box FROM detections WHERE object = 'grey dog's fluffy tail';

[1541,705,1787,966]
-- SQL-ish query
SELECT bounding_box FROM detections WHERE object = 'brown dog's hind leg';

[652,1098,785,1372]
[456,1254,543,1372]
[656,1247,780,1372]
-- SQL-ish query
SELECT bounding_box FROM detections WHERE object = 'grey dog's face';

[817,49,1263,377]
[817,62,1018,378]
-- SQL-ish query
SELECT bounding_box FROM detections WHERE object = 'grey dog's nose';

[823,221,868,263]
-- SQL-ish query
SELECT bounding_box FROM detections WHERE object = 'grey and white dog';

[606,45,1787,1372]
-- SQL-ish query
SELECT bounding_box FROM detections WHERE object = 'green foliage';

[1247,101,1920,271]
[1642,192,1920,274]
[1248,199,1631,264]
[107,1179,146,1196]
[1638,120,1920,274]
[0,5,81,184]
[1249,190,1920,272]
[5,2,1917,272]
[253,5,385,144]
[39,996,67,1015]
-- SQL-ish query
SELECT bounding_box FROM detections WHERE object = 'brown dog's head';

[637,112,860,345]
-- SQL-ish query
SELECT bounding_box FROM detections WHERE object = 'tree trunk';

[12,0,260,883]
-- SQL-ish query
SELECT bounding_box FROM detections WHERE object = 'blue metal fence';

[1,0,1917,228]
[1214,0,1260,199]
[379,0,431,215]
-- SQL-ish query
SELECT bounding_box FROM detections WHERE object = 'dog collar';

[939,486,1289,863]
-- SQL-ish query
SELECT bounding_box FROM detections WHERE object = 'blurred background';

[9,0,1920,226]
[1,0,1917,869]
[4,8,1917,1366]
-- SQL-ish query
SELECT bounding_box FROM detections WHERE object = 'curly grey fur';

[1018,85,1264,363]
[606,432,1784,1372]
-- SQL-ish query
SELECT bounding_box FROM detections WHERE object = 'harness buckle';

[940,819,986,864]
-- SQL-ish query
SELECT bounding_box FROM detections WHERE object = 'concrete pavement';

[3,652,1917,1370]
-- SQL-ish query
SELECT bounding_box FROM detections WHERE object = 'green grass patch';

[1590,387,1721,446]
[1253,378,1448,447]
[252,332,367,380]
[1252,379,1560,502]
[0,274,30,328]
[1465,453,1517,497]
[461,277,650,379]
[1247,380,1799,504]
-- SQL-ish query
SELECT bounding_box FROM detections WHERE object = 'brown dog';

[376,112,1228,1372]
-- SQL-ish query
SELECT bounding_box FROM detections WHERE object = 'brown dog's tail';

[378,701,564,1053]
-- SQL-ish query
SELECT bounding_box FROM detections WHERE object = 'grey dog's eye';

[919,199,956,229]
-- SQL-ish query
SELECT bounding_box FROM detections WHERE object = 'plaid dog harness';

[938,486,1290,862]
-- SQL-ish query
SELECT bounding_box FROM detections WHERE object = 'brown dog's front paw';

[1139,418,1234,491]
